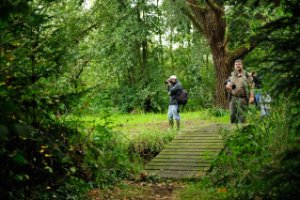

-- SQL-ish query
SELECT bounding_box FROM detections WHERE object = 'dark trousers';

[229,96,248,123]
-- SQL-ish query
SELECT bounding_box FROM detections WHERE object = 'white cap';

[169,75,177,80]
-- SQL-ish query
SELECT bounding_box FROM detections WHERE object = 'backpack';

[175,89,188,106]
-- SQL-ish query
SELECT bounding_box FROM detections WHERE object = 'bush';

[127,130,177,162]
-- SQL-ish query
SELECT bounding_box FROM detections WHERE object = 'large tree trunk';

[188,0,231,107]
[214,57,232,107]
[183,0,259,108]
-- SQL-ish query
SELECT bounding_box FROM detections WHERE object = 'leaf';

[44,166,53,173]
[12,154,29,165]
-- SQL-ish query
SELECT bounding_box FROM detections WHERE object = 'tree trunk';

[195,2,230,107]
[214,56,232,108]
[210,47,232,108]
[183,0,258,108]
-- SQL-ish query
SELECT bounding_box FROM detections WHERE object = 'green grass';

[65,109,229,137]
[65,109,230,164]
[177,182,231,200]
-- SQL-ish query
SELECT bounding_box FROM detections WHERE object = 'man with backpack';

[165,75,184,130]
[225,59,255,123]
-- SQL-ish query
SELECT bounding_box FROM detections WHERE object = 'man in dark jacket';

[166,75,183,130]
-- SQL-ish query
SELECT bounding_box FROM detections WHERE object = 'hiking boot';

[169,119,174,129]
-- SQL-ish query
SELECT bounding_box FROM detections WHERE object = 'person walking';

[225,59,255,123]
[166,75,183,130]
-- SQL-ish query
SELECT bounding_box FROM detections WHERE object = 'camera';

[164,79,170,84]
[225,80,236,89]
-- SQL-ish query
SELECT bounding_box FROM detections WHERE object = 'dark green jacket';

[168,80,183,105]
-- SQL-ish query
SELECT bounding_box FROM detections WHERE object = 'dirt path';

[87,180,185,200]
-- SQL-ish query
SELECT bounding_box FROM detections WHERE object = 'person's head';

[234,59,243,72]
[168,75,177,84]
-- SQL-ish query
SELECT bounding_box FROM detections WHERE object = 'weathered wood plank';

[157,151,219,156]
[175,135,221,139]
[145,165,209,171]
[146,170,206,179]
[147,159,213,164]
[167,143,221,147]
[155,154,219,159]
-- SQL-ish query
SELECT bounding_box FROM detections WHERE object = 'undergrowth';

[179,102,300,200]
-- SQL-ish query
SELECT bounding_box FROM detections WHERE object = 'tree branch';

[181,6,204,32]
[205,0,222,13]
[186,0,204,10]
[75,22,100,43]
[229,16,292,63]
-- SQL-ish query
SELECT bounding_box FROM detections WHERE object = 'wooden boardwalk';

[144,123,235,179]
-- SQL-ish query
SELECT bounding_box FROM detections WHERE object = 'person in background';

[260,92,272,117]
[165,75,182,130]
[251,71,262,107]
[225,59,255,123]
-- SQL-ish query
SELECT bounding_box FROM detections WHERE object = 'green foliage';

[179,1,300,198]
[80,124,136,188]
[30,176,90,200]
[128,130,177,161]
[181,100,299,199]
[207,107,228,117]
[75,0,215,113]
[0,0,134,198]
[0,101,87,199]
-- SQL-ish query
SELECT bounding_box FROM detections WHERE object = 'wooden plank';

[166,144,222,147]
[174,135,220,138]
[164,147,222,151]
[180,132,217,135]
[169,140,222,144]
[146,163,211,168]
[177,132,219,135]
[162,147,222,152]
[175,135,221,138]
[146,164,212,168]
[150,160,214,164]
[175,137,221,139]
[167,142,222,146]
[147,170,206,179]
[145,165,209,171]
[148,159,213,164]
[158,151,219,156]
[155,154,219,159]
[164,146,222,150]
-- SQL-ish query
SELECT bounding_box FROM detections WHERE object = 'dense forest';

[1,0,299,199]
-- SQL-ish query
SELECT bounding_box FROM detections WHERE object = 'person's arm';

[169,82,183,95]
[249,90,255,104]
[225,81,232,93]
[247,74,255,104]
[225,77,233,93]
